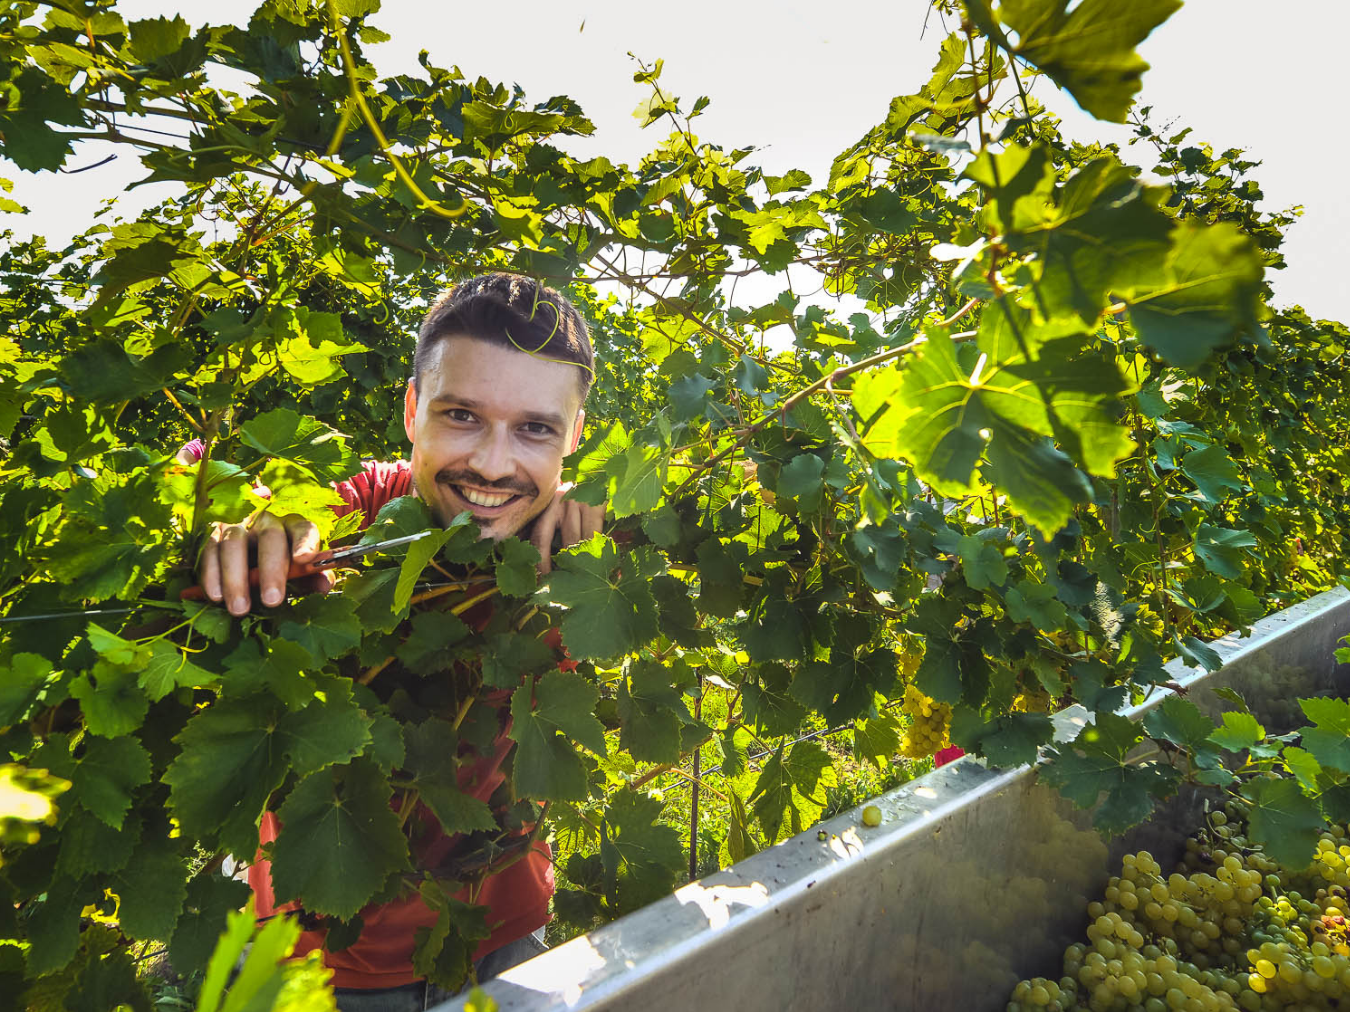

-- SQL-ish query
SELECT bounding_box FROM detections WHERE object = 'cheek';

[521,444,565,487]
[416,424,467,462]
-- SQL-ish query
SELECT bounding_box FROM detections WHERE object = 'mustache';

[435,469,537,498]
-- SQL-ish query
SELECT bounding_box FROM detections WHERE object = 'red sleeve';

[332,460,413,528]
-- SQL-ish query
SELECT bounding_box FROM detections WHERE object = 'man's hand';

[198,512,323,616]
[530,488,606,575]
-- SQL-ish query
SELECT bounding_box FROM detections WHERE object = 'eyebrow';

[427,394,568,430]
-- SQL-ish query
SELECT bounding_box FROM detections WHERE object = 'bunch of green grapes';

[897,640,923,681]
[1006,803,1350,1012]
[1238,832,1350,1008]
[900,683,950,760]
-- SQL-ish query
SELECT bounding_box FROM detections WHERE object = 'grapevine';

[0,0,1347,1007]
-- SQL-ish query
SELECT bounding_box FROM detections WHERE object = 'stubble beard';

[411,468,542,540]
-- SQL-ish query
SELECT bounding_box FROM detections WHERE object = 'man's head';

[404,274,594,539]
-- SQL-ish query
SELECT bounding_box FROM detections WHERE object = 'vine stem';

[407,579,484,605]
[187,409,227,537]
[689,673,703,882]
[161,386,204,434]
[357,655,394,686]
[630,763,673,790]
[673,327,976,497]
[1132,404,1171,642]
[939,297,981,328]
[451,695,474,732]
[1010,54,1034,121]
[396,789,421,832]
[449,586,500,615]
[966,26,988,150]
[466,800,553,895]
[325,0,468,221]
[670,764,726,803]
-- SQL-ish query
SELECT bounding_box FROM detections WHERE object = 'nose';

[466,424,517,484]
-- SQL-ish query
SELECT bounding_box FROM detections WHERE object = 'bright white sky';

[7,0,1346,323]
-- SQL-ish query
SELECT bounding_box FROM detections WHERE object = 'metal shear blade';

[312,530,434,569]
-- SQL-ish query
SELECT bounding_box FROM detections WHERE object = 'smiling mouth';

[446,484,524,511]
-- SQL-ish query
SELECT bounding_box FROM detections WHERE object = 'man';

[189,273,605,1009]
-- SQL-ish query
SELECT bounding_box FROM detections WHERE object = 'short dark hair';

[414,273,594,402]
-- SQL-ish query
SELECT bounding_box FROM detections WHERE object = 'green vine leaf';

[165,688,372,857]
[599,790,684,913]
[67,736,152,830]
[109,834,188,941]
[395,611,471,675]
[855,330,1110,531]
[168,874,252,979]
[950,709,1054,768]
[480,631,558,689]
[393,520,466,613]
[271,759,412,921]
[69,664,149,739]
[495,538,542,598]
[0,652,54,725]
[1192,524,1258,579]
[401,720,497,836]
[276,595,363,664]
[749,742,837,842]
[536,537,662,661]
[509,672,607,801]
[1120,223,1267,369]
[1208,711,1264,753]
[1242,776,1323,871]
[1296,698,1350,771]
[968,0,1182,122]
[411,883,491,990]
[239,409,361,483]
[616,660,685,764]
[1042,711,1180,834]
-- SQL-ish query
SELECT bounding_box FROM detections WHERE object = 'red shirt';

[184,450,554,989]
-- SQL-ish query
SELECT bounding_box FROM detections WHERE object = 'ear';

[568,409,586,454]
[403,378,418,444]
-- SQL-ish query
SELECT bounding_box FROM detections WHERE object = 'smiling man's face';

[404,335,586,540]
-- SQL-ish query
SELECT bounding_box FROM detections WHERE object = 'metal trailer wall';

[443,587,1350,1012]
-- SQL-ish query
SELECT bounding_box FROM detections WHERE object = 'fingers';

[534,496,608,577]
[200,524,224,603]
[254,512,290,607]
[579,502,606,542]
[284,517,322,565]
[561,500,583,549]
[218,521,253,616]
[559,499,606,550]
[196,514,321,614]
[294,570,336,596]
[532,491,565,576]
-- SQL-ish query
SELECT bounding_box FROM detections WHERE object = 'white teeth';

[459,487,513,508]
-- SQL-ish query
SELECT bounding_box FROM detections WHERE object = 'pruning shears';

[178,530,433,601]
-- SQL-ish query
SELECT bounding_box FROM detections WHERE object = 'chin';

[430,500,535,542]
[471,517,516,542]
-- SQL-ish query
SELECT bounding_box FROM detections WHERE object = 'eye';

[522,421,555,436]
[442,408,475,423]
